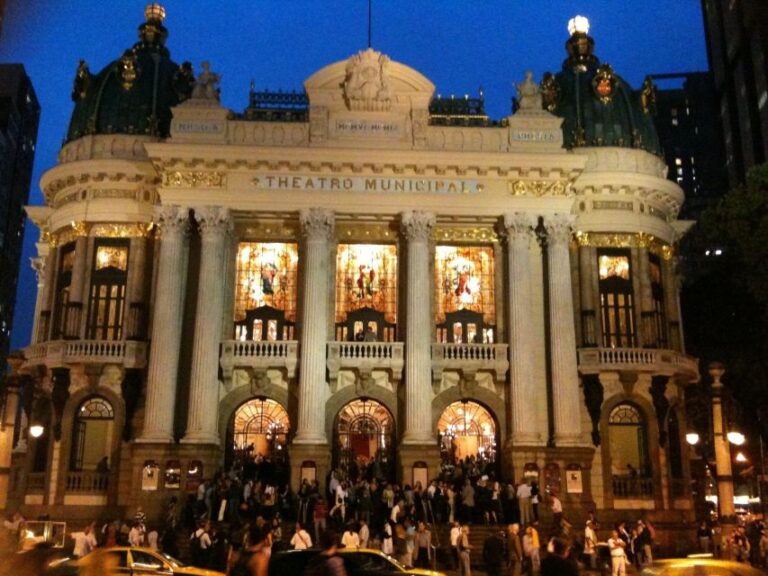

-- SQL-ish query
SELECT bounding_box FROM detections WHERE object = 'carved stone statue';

[343,48,392,112]
[640,75,656,114]
[191,61,221,101]
[515,71,542,111]
[72,59,91,102]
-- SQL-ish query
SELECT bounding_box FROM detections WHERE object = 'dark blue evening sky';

[1,1,708,350]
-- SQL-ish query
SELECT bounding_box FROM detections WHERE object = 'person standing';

[461,480,475,524]
[540,537,577,576]
[304,529,349,576]
[697,521,712,554]
[341,524,360,549]
[190,520,212,568]
[459,525,472,576]
[358,519,369,549]
[482,529,506,576]
[507,523,523,576]
[608,530,627,576]
[71,522,98,558]
[414,521,432,569]
[381,521,394,555]
[516,482,532,527]
[449,521,461,570]
[290,522,313,550]
[549,492,563,529]
[584,520,597,570]
[313,497,327,543]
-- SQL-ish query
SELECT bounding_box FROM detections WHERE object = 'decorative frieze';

[162,171,226,188]
[432,225,498,243]
[509,179,570,197]
[575,231,675,259]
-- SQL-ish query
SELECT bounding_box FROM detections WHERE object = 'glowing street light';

[29,424,44,438]
[727,431,746,446]
[686,432,701,446]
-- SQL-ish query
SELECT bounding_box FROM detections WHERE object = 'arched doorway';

[608,403,651,497]
[227,397,290,485]
[437,400,499,478]
[333,398,395,482]
[70,396,115,471]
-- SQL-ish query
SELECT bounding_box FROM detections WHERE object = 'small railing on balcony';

[26,472,46,492]
[431,343,509,382]
[65,471,109,493]
[220,340,299,382]
[577,347,699,382]
[327,342,405,383]
[23,340,148,369]
[612,475,654,499]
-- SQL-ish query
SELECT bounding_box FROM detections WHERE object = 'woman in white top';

[342,526,360,549]
[381,521,394,555]
[289,522,313,550]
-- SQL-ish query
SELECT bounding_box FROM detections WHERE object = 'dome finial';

[144,3,166,23]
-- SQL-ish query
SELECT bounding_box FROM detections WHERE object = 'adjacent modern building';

[651,72,728,219]
[6,6,700,541]
[701,0,768,184]
[0,64,39,377]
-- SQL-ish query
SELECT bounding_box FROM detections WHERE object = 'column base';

[292,431,329,445]
[288,443,331,493]
[397,443,441,485]
[400,432,435,445]
[553,433,588,448]
[135,433,175,444]
[180,432,220,445]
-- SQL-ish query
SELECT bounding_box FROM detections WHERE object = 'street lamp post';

[710,363,735,520]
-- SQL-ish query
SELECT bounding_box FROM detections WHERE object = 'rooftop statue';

[515,71,542,111]
[191,61,221,101]
[343,48,392,112]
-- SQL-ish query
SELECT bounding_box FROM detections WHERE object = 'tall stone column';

[182,207,231,445]
[661,253,684,351]
[545,215,583,446]
[37,245,58,342]
[293,208,335,444]
[637,241,656,347]
[137,206,189,443]
[30,257,46,344]
[401,210,435,444]
[503,213,541,444]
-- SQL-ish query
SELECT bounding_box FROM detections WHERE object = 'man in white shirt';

[390,499,403,523]
[290,522,313,550]
[449,521,461,570]
[71,522,98,558]
[516,482,533,526]
[549,492,563,528]
[584,520,597,569]
[608,529,627,576]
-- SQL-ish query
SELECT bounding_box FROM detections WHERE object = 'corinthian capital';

[30,256,46,284]
[503,212,538,238]
[544,214,575,245]
[153,205,190,235]
[300,208,335,241]
[400,210,435,242]
[194,206,232,236]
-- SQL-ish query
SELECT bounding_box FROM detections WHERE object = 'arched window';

[598,249,636,347]
[71,396,115,471]
[608,403,649,478]
[232,398,290,458]
[334,398,395,479]
[437,400,498,466]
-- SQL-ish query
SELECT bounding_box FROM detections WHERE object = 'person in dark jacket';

[541,537,578,576]
[482,530,507,576]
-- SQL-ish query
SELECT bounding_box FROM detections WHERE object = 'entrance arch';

[333,398,395,481]
[437,400,499,476]
[226,397,290,484]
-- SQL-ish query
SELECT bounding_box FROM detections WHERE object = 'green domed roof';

[541,23,661,156]
[66,4,194,143]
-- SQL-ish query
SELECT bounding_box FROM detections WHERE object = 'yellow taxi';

[46,546,226,576]
[640,556,765,575]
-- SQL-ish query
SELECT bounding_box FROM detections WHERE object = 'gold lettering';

[278,177,289,188]
[394,180,405,192]
[330,178,340,190]
[343,178,353,190]
[365,179,378,191]
[292,176,302,189]
[304,178,315,189]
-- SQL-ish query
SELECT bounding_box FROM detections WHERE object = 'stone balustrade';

[65,471,109,493]
[431,343,509,382]
[578,347,699,382]
[220,340,299,382]
[327,341,405,383]
[23,340,148,369]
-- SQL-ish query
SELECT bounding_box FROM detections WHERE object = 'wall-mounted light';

[727,431,746,446]
[29,424,45,438]
[686,432,701,446]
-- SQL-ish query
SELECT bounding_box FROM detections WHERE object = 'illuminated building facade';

[7,6,699,538]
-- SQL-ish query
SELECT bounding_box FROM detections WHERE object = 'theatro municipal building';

[1,5,700,531]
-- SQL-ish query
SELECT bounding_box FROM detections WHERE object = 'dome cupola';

[542,16,661,155]
[65,4,194,143]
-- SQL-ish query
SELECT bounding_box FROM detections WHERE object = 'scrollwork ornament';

[400,210,435,242]
[543,214,576,245]
[299,208,335,241]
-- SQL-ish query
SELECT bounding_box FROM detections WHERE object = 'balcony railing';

[431,343,509,382]
[23,340,148,369]
[327,342,405,383]
[612,475,654,499]
[65,471,109,493]
[220,340,299,382]
[577,347,699,382]
[26,472,46,493]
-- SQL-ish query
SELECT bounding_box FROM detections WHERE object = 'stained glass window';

[95,245,128,271]
[234,243,298,322]
[335,244,398,323]
[435,246,496,324]
[598,254,630,280]
[87,239,128,340]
